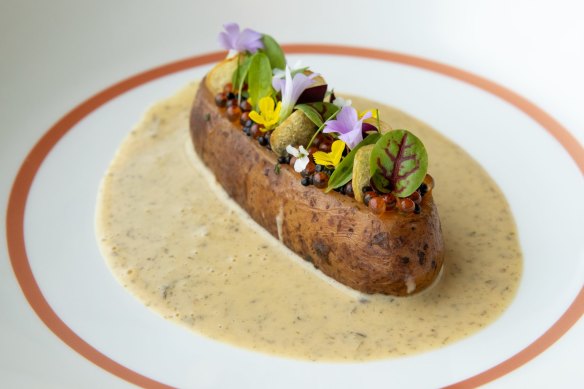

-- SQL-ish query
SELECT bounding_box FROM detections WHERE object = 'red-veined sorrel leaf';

[369,130,428,197]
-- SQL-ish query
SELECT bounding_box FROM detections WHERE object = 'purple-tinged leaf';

[296,84,328,104]
[361,122,377,135]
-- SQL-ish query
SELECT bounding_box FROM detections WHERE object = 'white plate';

[4,47,583,388]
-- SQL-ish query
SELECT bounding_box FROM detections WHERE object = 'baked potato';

[189,72,444,296]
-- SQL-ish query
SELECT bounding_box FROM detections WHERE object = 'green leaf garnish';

[295,102,339,127]
[325,133,381,192]
[305,108,340,150]
[231,54,246,90]
[369,130,428,197]
[247,52,273,111]
[261,35,286,71]
[232,54,253,103]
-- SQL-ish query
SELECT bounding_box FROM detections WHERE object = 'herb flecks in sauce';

[96,82,522,361]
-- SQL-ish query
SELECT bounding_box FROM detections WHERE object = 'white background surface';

[1,1,583,388]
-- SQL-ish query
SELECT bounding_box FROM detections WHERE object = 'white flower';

[333,95,352,108]
[286,145,310,173]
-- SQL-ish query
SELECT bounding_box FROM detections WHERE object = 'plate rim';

[6,44,584,388]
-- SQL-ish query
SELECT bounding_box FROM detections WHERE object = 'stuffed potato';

[189,59,444,296]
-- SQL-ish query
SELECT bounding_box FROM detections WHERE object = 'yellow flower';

[359,109,378,119]
[313,140,346,167]
[249,96,281,131]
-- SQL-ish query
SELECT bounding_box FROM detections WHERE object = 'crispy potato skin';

[190,80,444,296]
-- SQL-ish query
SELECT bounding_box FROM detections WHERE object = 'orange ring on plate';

[6,45,584,388]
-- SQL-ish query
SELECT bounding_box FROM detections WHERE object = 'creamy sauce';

[96,82,522,361]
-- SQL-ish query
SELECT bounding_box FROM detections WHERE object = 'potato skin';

[190,80,444,296]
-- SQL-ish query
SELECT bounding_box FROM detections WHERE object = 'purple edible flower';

[218,23,263,54]
[273,66,317,122]
[322,106,372,149]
